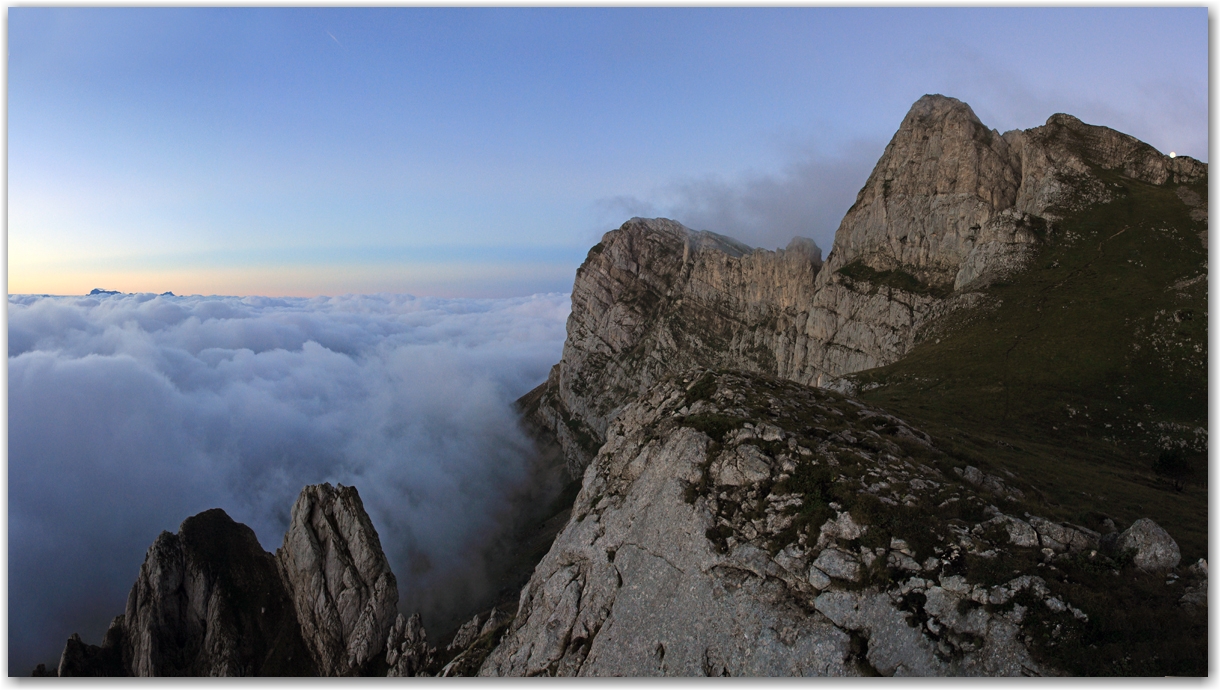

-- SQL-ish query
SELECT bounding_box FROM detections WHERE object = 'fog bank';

[8,291,570,672]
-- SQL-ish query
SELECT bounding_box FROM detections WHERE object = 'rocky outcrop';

[385,613,435,677]
[486,370,1197,676]
[56,629,126,677]
[486,371,1150,676]
[524,95,1206,478]
[49,484,401,677]
[56,508,316,676]
[276,483,399,676]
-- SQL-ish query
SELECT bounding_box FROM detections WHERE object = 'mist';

[598,139,883,254]
[8,291,570,673]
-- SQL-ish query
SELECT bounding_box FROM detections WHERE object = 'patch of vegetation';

[704,524,735,553]
[850,493,942,561]
[683,371,718,407]
[1017,557,1207,676]
[837,259,953,298]
[959,549,1040,588]
[1151,447,1193,492]
[854,167,1208,563]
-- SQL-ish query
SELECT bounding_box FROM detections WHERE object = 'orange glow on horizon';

[8,263,575,299]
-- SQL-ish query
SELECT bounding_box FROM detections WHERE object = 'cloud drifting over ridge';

[597,139,883,254]
[8,291,571,672]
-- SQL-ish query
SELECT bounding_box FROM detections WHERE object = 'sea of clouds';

[8,290,571,672]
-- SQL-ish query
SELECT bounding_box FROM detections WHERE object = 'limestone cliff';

[524,95,1206,478]
[525,220,824,474]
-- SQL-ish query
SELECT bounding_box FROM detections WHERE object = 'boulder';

[1115,518,1181,572]
[1001,516,1039,548]
[710,444,773,486]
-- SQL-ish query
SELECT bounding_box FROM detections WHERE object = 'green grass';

[837,259,953,298]
[852,169,1208,562]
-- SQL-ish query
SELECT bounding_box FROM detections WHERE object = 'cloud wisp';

[8,290,571,672]
[597,138,882,254]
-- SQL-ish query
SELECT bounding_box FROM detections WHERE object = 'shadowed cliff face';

[525,94,1206,478]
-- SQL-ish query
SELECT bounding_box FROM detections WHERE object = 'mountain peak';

[905,93,984,125]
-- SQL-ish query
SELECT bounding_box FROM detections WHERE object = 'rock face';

[527,221,824,475]
[277,483,399,676]
[525,94,1206,478]
[52,484,397,677]
[481,371,1130,676]
[485,96,1203,675]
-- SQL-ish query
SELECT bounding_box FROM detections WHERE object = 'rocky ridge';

[526,95,1205,478]
[485,95,1205,676]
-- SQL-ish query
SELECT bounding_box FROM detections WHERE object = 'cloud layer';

[8,291,570,672]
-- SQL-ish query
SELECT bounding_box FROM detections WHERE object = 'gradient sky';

[8,7,1208,298]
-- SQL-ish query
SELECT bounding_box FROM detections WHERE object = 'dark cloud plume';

[7,291,570,673]
[597,139,883,254]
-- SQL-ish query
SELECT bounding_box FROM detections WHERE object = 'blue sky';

[8,7,1208,297]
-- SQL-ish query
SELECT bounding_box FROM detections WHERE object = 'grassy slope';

[850,170,1208,563]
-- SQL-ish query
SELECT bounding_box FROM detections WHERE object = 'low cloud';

[597,139,882,255]
[8,291,570,672]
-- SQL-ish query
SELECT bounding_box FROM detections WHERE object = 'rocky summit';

[39,95,1207,677]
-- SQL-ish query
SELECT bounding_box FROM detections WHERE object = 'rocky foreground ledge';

[481,371,1205,676]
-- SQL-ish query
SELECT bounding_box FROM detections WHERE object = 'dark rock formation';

[48,484,398,677]
[57,508,315,676]
[142,509,314,675]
